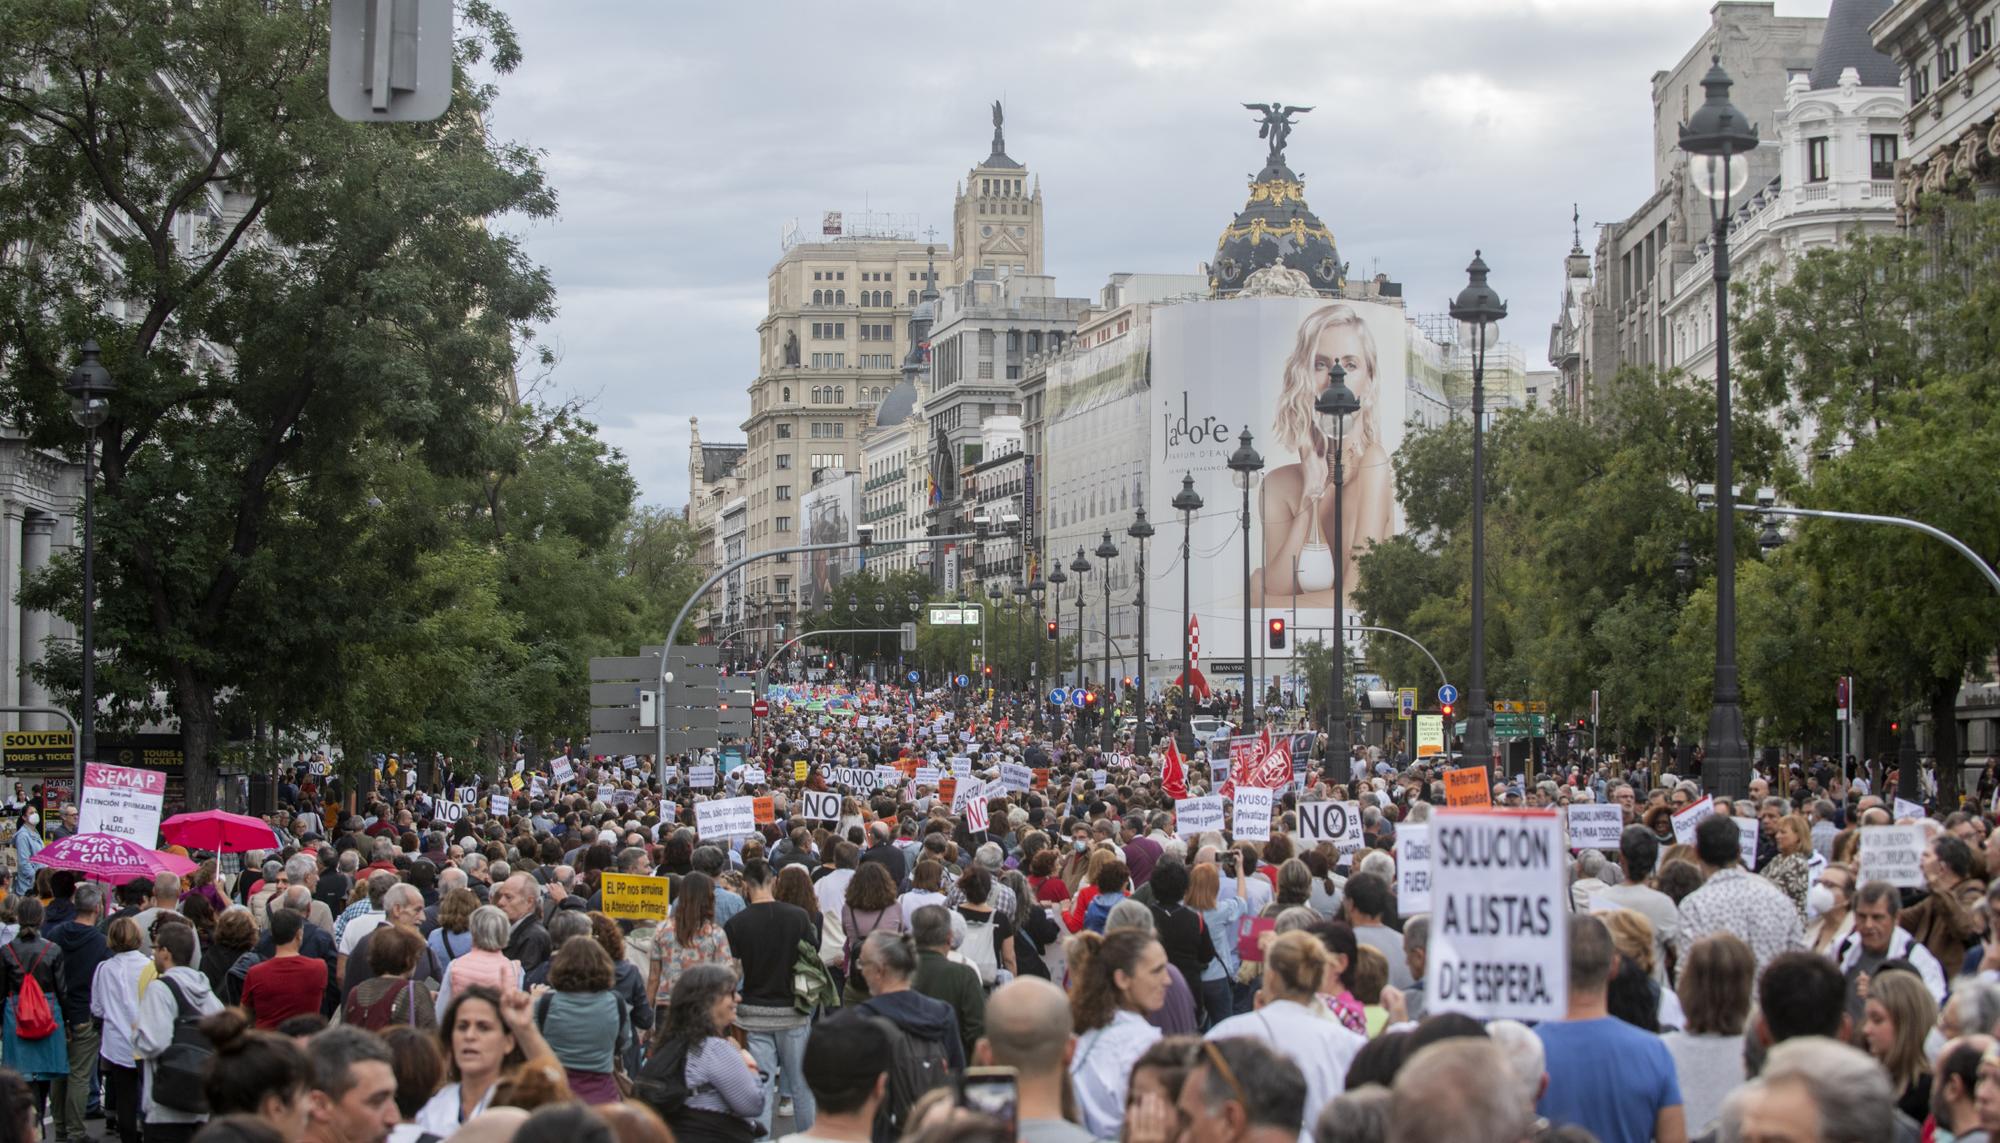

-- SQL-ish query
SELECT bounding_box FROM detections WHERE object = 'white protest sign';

[551,756,575,784]
[874,766,901,788]
[77,763,167,845]
[952,778,987,817]
[439,801,465,824]
[1426,809,1567,1022]
[1737,816,1760,866]
[489,793,510,816]
[1564,804,1624,851]
[456,786,478,805]
[695,797,758,840]
[688,765,717,789]
[1397,823,1432,914]
[1860,824,1925,888]
[1092,769,1109,788]
[951,758,973,780]
[998,762,1032,793]
[1670,796,1715,845]
[594,783,613,804]
[662,765,681,785]
[966,794,990,835]
[831,766,883,793]
[1233,788,1274,843]
[797,790,842,822]
[1894,797,1926,822]
[915,765,941,786]
[529,776,546,798]
[739,765,767,786]
[1175,796,1224,837]
[1297,801,1363,851]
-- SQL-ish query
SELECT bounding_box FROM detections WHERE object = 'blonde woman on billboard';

[1251,303,1394,609]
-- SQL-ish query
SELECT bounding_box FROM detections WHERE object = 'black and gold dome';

[1210,103,1343,297]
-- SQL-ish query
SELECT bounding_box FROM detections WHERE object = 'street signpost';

[1049,687,1069,707]
[1437,683,1458,706]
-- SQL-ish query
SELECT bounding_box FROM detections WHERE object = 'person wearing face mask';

[13,806,44,898]
[1806,864,1857,956]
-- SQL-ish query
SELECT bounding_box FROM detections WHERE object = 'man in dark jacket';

[908,905,984,1063]
[858,822,908,893]
[50,881,109,1143]
[855,928,964,1071]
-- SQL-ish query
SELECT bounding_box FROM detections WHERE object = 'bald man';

[974,978,1094,1143]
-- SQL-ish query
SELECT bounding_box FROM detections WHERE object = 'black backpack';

[632,1035,753,1143]
[865,1015,951,1143]
[149,977,213,1114]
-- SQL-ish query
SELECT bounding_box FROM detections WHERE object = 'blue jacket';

[12,827,42,896]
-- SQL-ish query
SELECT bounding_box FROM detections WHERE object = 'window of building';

[777,423,791,438]
[782,387,791,402]
[1940,40,1962,80]
[978,330,995,355]
[1913,62,1932,101]
[777,453,792,468]
[1870,134,1898,180]
[836,272,844,281]
[777,485,791,501]
[776,516,792,532]
[908,290,917,304]
[1974,16,1994,59]
[835,290,845,304]
[1807,137,1830,182]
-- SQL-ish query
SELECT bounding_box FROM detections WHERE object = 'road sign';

[1438,684,1458,706]
[908,670,921,683]
[1397,688,1417,718]
[1071,690,1088,709]
[752,700,770,718]
[1049,687,1069,706]
[954,673,970,688]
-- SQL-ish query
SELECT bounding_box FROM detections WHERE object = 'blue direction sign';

[907,670,920,683]
[1071,690,1088,709]
[1048,687,1069,706]
[954,673,971,688]
[1438,684,1459,706]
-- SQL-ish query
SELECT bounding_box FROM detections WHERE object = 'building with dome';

[1208,103,1344,297]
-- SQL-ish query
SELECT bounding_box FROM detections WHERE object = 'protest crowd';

[0,680,1994,1143]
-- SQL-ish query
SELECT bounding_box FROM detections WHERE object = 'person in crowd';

[1207,930,1365,1129]
[300,1026,402,1143]
[783,1015,889,1143]
[1305,919,1369,1037]
[435,906,523,1013]
[201,908,258,1005]
[427,887,479,970]
[492,874,553,974]
[951,866,1014,985]
[533,937,628,1104]
[1904,832,1986,975]
[854,929,963,1075]
[244,909,329,1030]
[47,880,106,1143]
[93,916,151,1143]
[415,984,553,1134]
[1340,873,1409,990]
[1146,858,1214,1023]
[898,860,948,921]
[196,1010,310,1142]
[344,884,434,994]
[1067,928,1169,1138]
[1184,858,1249,1028]
[1674,814,1804,977]
[1105,901,1200,1036]
[725,856,816,1135]
[1386,1037,1539,1143]
[254,888,338,1017]
[1860,969,1938,1124]
[1930,1035,1992,1143]
[1173,1035,1307,1143]
[13,806,44,898]
[839,864,904,1006]
[649,870,731,1025]
[0,896,67,1124]
[135,922,224,1143]
[1597,826,1682,980]
[1534,914,1686,1143]
[1760,813,1814,918]
[380,1025,445,1143]
[642,964,764,1143]
[909,904,984,1061]
[342,925,436,1030]
[1660,933,1755,1137]
[972,978,1094,1143]
[1836,880,1947,1022]
[1805,862,1857,955]
[1717,1036,1894,1143]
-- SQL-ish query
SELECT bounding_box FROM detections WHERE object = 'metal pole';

[1706,200,1750,801]
[1181,507,1193,746]
[1722,502,2000,596]
[1241,480,1256,733]
[1101,568,1112,750]
[1331,416,1349,782]
[1464,320,1493,780]
[1134,533,1149,758]
[80,430,96,771]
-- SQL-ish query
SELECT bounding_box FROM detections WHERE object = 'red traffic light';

[1267,617,1287,649]
[1576,717,1587,729]
[1441,702,1454,720]
[1084,691,1097,705]
[1046,621,1058,641]
[982,665,993,677]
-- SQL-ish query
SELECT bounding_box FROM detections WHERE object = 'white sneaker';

[777,1097,795,1118]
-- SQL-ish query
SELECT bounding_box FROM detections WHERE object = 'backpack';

[7,944,54,1039]
[633,1035,754,1143]
[150,977,214,1114]
[865,1013,951,1142]
[958,911,1000,987]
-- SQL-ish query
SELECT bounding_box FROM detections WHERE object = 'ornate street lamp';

[1680,56,1759,801]
[1095,529,1120,750]
[65,341,115,772]
[1449,251,1507,780]
[1313,362,1361,782]
[1127,506,1155,757]
[1069,546,1091,693]
[1226,430,1264,731]
[1046,564,1067,707]
[1171,473,1204,749]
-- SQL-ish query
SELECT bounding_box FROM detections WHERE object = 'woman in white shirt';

[1067,929,1170,1138]
[1208,930,1366,1130]
[91,917,150,1143]
[414,984,552,1136]
[898,858,948,919]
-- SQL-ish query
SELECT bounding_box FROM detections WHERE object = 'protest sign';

[951,758,973,780]
[998,762,1032,793]
[753,796,776,825]
[1397,823,1432,914]
[797,790,842,822]
[1737,816,1760,866]
[1443,767,1490,807]
[874,766,901,788]
[1297,801,1362,851]
[1233,788,1273,843]
[551,756,574,784]
[1415,714,1444,758]
[688,765,717,789]
[695,797,757,840]
[594,783,614,804]
[1175,795,1224,837]
[1032,767,1051,790]
[456,786,478,805]
[1670,796,1714,845]
[438,801,464,824]
[78,763,167,845]
[951,778,986,817]
[1426,809,1567,1022]
[1894,797,1926,822]
[1860,824,1925,888]
[600,873,672,921]
[938,777,957,806]
[508,773,524,793]
[915,765,941,786]
[1092,769,1109,788]
[1564,804,1624,851]
[793,760,809,782]
[739,765,767,786]
[662,765,681,785]
[966,794,990,835]
[489,793,510,816]
[529,776,546,798]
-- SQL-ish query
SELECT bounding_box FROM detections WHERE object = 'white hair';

[1484,1020,1545,1112]
[1358,850,1396,882]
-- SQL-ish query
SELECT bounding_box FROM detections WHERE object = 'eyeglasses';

[1200,1041,1249,1108]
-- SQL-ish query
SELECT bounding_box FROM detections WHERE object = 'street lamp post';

[1172,474,1203,749]
[1047,565,1067,708]
[1313,362,1360,783]
[1226,431,1264,732]
[1095,529,1120,751]
[1127,506,1154,757]
[1069,547,1091,691]
[65,342,115,767]
[987,583,1004,716]
[1450,251,1507,781]
[1680,56,1759,801]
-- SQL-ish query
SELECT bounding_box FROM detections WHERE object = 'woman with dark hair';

[648,871,730,1026]
[197,1008,311,1141]
[952,866,1015,984]
[1305,918,1367,1036]
[514,1104,615,1143]
[343,925,437,1030]
[180,892,217,947]
[381,1025,444,1143]
[202,907,259,1004]
[1026,848,1069,905]
[1066,929,1169,1139]
[587,911,652,1048]
[0,896,66,1118]
[414,985,552,1134]
[771,866,821,947]
[839,863,903,1004]
[183,859,229,917]
[0,1068,36,1143]
[1144,858,1214,1023]
[637,964,763,1143]
[535,938,628,1104]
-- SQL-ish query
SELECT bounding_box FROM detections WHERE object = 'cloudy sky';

[480,0,1832,510]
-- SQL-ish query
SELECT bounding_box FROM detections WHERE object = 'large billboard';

[1149,296,1411,666]
[798,473,859,611]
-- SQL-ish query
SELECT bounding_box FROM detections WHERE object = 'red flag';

[1163,737,1187,800]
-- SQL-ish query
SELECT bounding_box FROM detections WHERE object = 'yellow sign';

[1414,714,1444,758]
[793,760,809,782]
[509,773,524,792]
[3,731,73,768]
[1492,700,1525,714]
[600,873,671,921]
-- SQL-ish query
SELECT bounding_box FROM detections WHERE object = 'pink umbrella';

[160,809,279,854]
[35,832,197,883]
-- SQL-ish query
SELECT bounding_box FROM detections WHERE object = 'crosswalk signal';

[1046,621,1058,641]
[1267,617,1286,649]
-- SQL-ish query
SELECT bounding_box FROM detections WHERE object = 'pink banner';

[84,763,166,796]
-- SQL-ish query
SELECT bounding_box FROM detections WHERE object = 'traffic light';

[1046,621,1058,641]
[1267,617,1286,649]
[1576,717,1587,730]
[1891,719,1901,733]
[982,665,993,678]
[1441,701,1454,721]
